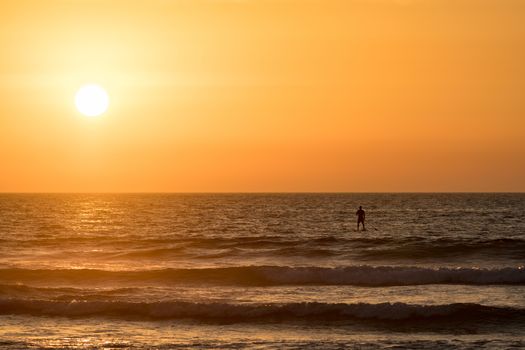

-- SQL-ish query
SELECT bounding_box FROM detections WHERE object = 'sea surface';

[0,193,524,349]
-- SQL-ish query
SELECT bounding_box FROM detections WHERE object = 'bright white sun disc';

[75,84,109,117]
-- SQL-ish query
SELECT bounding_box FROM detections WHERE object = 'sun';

[75,84,109,117]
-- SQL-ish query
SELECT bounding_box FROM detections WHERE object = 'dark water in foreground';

[0,193,524,349]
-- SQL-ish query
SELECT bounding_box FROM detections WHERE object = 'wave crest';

[0,299,522,323]
[1,266,524,286]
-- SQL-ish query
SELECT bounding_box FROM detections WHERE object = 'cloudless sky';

[1,0,524,192]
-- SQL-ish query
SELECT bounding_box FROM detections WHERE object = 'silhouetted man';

[356,206,366,231]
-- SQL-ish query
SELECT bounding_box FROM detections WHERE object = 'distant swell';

[0,299,523,324]
[1,266,524,286]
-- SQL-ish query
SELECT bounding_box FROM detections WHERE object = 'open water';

[0,193,524,349]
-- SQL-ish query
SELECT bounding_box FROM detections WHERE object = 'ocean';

[0,193,524,349]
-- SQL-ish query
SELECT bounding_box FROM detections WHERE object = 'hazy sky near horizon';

[1,0,524,192]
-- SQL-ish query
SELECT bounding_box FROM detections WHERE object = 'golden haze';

[1,0,524,192]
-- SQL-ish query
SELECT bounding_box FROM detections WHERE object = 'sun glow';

[75,84,109,117]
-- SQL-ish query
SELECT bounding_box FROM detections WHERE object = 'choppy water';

[0,193,524,349]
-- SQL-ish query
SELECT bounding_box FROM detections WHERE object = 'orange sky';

[1,0,524,192]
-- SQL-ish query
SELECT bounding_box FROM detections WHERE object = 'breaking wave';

[0,299,523,324]
[1,265,524,286]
